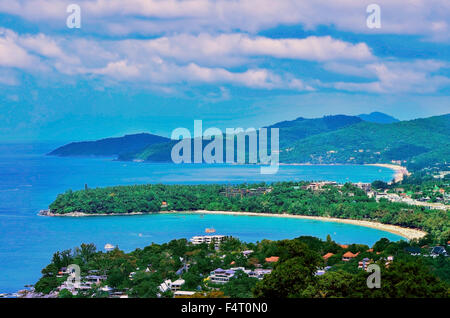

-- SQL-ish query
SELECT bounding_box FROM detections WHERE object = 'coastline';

[278,162,408,183]
[365,163,410,183]
[39,209,427,241]
[187,210,426,241]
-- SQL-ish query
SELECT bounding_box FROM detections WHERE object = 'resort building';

[209,267,270,283]
[248,269,272,280]
[209,268,234,284]
[304,181,338,192]
[170,279,186,292]
[404,246,421,256]
[158,279,172,293]
[358,258,373,271]
[157,278,186,293]
[315,266,331,276]
[353,182,372,192]
[85,275,107,285]
[242,250,254,257]
[190,235,227,247]
[430,246,448,257]
[322,253,334,261]
[174,291,196,298]
[220,187,272,198]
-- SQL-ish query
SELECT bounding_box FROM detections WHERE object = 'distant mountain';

[120,115,363,161]
[268,115,362,148]
[48,133,170,157]
[281,114,450,169]
[358,112,400,124]
[48,113,450,170]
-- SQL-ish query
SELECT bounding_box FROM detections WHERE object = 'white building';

[170,279,185,292]
[174,291,196,297]
[158,279,172,293]
[209,267,269,283]
[190,235,227,247]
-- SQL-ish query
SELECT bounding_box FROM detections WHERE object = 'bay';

[0,143,399,293]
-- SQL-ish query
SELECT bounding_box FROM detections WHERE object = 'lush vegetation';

[33,236,449,298]
[125,114,450,166]
[282,114,450,169]
[49,182,449,243]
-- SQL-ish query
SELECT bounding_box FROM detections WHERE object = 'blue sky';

[0,0,449,142]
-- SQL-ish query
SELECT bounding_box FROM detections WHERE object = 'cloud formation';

[0,1,449,95]
[1,0,449,41]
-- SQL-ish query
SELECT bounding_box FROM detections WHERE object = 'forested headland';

[47,181,449,243]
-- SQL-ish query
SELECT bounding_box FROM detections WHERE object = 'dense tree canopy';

[49,182,449,243]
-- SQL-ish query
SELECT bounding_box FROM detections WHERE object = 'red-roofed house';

[322,253,334,261]
[342,251,360,261]
[339,244,349,249]
[265,256,279,263]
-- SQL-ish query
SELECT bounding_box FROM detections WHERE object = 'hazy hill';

[48,113,450,170]
[119,114,364,162]
[48,133,170,157]
[358,112,400,124]
[51,114,362,160]
[268,115,362,148]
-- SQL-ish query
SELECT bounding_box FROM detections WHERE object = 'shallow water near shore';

[0,143,398,293]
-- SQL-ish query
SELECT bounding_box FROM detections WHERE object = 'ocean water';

[0,143,400,293]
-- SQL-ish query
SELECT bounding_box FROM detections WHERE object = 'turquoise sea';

[0,143,401,293]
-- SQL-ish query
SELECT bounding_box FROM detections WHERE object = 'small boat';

[104,243,114,250]
[205,228,216,233]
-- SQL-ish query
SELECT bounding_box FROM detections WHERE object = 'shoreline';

[187,210,426,240]
[278,162,407,183]
[365,163,410,183]
[39,209,426,241]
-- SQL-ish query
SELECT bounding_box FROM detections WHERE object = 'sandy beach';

[366,163,410,183]
[186,210,426,241]
[40,209,427,241]
[278,162,408,183]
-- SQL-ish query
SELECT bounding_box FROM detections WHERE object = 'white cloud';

[18,33,80,65]
[0,29,38,69]
[0,28,346,90]
[0,24,448,94]
[90,60,141,79]
[1,0,449,41]
[325,60,450,93]
[113,34,372,69]
[85,59,313,91]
